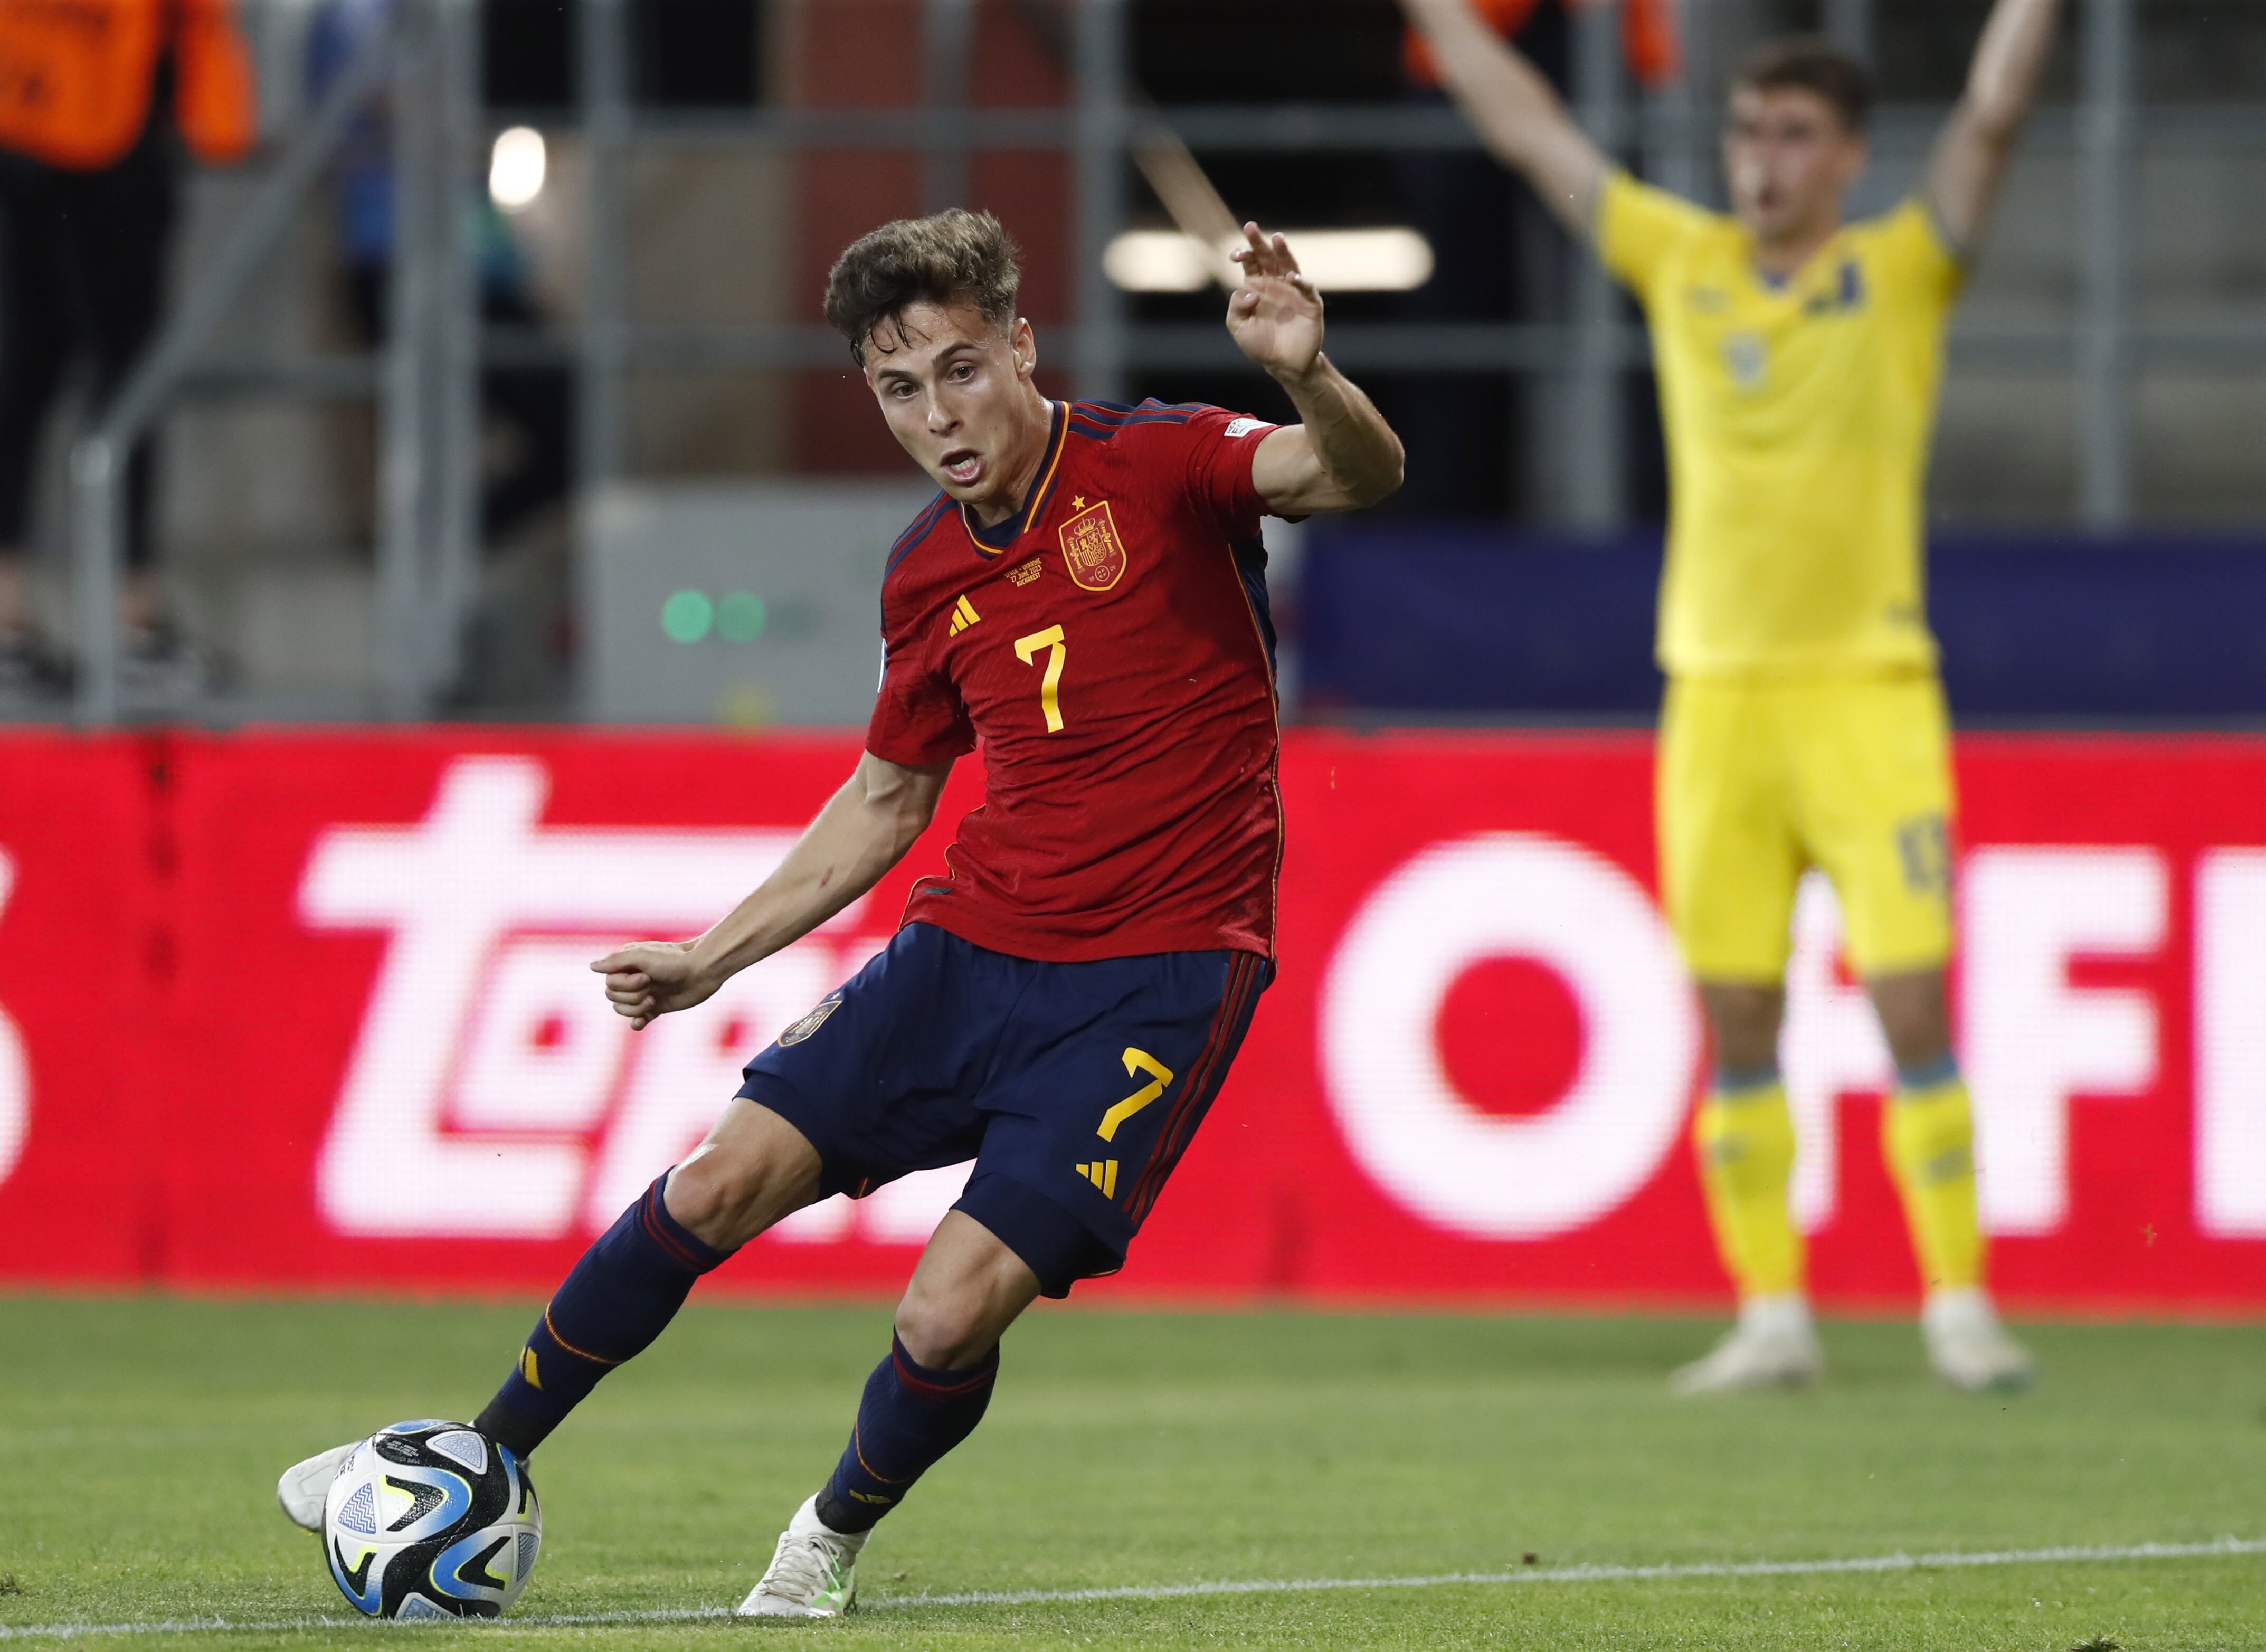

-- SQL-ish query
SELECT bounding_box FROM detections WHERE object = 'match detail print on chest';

[947,487,1131,635]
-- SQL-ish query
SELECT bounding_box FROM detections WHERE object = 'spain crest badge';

[1058,497,1127,592]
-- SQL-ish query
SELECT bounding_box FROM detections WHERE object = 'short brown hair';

[1732,37,1874,133]
[823,208,1022,367]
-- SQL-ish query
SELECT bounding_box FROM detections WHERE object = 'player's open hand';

[1226,222,1324,382]
[591,941,718,1030]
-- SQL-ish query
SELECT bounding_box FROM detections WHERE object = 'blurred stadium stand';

[3,0,2261,725]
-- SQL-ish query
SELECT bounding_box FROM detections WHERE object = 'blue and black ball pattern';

[324,1419,542,1619]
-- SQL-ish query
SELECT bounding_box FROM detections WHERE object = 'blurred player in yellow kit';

[1403,0,2066,1390]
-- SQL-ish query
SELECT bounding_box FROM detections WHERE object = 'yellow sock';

[1693,1080,1803,1298]
[1882,1071,1985,1292]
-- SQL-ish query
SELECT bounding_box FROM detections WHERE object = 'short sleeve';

[1867,197,1966,320]
[866,629,974,768]
[1596,169,1713,302]
[1174,405,1275,540]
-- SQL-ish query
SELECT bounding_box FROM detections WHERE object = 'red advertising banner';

[1,728,2262,1312]
[0,735,156,1284]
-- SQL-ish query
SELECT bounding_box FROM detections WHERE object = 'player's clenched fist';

[591,941,718,1029]
[1226,221,1323,382]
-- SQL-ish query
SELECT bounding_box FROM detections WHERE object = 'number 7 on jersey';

[1015,624,1067,732]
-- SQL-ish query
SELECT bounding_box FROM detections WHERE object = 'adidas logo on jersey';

[947,595,981,635]
[1075,1159,1120,1198]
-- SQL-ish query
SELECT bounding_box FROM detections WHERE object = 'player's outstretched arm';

[1397,0,1605,237]
[1229,224,1405,516]
[1926,0,2067,254]
[592,752,952,1029]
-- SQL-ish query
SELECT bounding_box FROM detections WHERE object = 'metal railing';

[67,0,486,724]
[377,0,485,718]
[552,0,2178,531]
[68,10,397,724]
[61,0,2218,723]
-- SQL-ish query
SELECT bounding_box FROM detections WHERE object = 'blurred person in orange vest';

[0,0,255,699]
[1403,0,1677,92]
[1392,0,1675,520]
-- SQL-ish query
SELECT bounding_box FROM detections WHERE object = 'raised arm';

[1926,0,2068,254]
[1227,224,1406,515]
[593,751,952,1028]
[1398,0,1606,237]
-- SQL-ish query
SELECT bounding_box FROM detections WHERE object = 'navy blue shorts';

[736,922,1270,1297]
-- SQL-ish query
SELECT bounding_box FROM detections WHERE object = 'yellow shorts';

[1658,670,1955,982]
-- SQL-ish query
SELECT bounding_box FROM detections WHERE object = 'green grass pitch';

[3,1296,2263,1649]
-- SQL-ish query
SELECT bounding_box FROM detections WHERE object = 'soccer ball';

[321,1420,542,1619]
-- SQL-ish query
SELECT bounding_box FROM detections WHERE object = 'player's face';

[1722,86,1866,250]
[864,303,1046,512]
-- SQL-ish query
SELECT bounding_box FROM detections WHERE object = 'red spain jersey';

[867,398,1285,963]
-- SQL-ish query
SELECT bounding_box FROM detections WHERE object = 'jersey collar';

[1748,224,1848,299]
[962,400,1068,558]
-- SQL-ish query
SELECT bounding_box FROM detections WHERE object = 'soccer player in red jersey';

[274,209,1402,1615]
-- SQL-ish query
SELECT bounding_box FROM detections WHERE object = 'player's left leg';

[741,944,1270,1615]
[1866,966,1976,1294]
[1865,966,2031,1390]
[742,1213,1040,1618]
[1795,671,2031,1391]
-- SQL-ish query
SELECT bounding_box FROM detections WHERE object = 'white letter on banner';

[1320,833,1699,1239]
[454,938,637,1135]
[860,1165,978,1244]
[2196,850,2266,1237]
[583,949,834,1227]
[1962,847,2166,1235]
[300,757,822,1239]
[0,850,26,1190]
[1780,874,1893,1233]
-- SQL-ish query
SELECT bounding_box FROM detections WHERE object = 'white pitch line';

[868,1535,2266,1609]
[2,1536,2259,1639]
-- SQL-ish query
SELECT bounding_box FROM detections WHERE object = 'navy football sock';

[473,1175,728,1457]
[814,1335,1000,1534]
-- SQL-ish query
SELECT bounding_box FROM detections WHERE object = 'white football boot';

[276,1440,360,1531]
[1670,1294,1826,1395]
[1923,1288,2035,1392]
[736,1494,868,1618]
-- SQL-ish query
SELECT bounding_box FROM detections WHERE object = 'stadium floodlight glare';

[1104,227,1435,294]
[489,127,547,212]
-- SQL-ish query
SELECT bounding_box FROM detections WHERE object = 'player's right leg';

[468,1100,824,1456]
[1657,676,1821,1394]
[276,1100,825,1530]
[1675,978,1823,1394]
[275,924,997,1532]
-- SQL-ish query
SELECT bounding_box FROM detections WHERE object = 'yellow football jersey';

[1598,170,1963,676]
